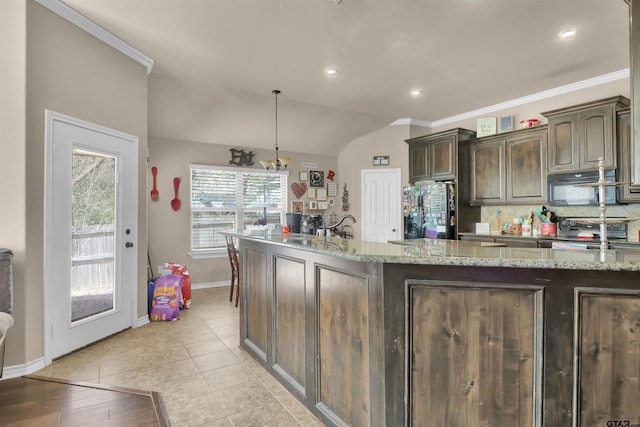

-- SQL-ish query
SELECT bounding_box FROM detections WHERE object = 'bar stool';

[225,235,240,307]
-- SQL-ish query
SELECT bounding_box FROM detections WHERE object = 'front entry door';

[361,168,402,242]
[44,111,138,361]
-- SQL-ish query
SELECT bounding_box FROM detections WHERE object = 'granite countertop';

[224,231,640,271]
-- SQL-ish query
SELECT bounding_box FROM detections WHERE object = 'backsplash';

[480,204,640,242]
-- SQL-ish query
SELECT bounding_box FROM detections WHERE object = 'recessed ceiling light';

[559,28,577,39]
[325,68,339,76]
[410,89,423,96]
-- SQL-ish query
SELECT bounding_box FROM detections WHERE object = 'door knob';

[392,228,397,232]
[125,242,134,248]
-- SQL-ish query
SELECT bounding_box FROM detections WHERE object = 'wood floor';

[0,375,170,426]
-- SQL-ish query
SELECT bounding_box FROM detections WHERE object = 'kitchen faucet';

[317,214,356,236]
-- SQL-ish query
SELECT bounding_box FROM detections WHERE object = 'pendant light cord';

[273,89,280,167]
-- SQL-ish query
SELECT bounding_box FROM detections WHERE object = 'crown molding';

[34,0,154,74]
[392,69,630,130]
[389,118,432,128]
[431,69,630,128]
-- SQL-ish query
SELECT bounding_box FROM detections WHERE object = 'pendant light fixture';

[260,89,290,173]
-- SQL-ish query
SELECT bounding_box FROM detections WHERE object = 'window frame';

[188,164,288,258]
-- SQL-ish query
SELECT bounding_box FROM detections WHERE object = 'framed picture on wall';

[327,182,337,197]
[373,155,389,166]
[291,201,303,213]
[316,188,327,201]
[299,171,308,181]
[310,170,324,187]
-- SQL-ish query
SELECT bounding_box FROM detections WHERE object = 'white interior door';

[44,111,138,361]
[361,168,402,242]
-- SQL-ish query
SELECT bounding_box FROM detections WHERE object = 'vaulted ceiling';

[61,0,630,156]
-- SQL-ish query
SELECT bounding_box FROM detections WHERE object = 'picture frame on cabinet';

[477,117,497,137]
[499,116,514,132]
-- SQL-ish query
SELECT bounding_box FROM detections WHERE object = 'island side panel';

[408,283,542,427]
[273,255,307,393]
[576,291,640,427]
[316,265,371,427]
[241,246,268,360]
[238,238,385,427]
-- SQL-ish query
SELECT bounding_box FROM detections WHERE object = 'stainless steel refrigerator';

[403,182,457,240]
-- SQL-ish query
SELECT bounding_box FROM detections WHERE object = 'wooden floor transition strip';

[0,374,170,426]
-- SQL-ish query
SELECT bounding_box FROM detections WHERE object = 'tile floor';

[34,287,323,427]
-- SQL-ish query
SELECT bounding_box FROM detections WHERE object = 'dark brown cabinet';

[506,128,548,204]
[238,235,640,427]
[617,107,640,202]
[543,96,629,173]
[406,128,475,183]
[408,284,541,426]
[470,136,505,204]
[576,291,640,424]
[470,126,547,205]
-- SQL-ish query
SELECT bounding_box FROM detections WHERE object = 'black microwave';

[547,170,617,206]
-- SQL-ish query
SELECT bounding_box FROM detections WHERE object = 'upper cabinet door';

[470,138,506,205]
[617,108,640,202]
[408,142,428,183]
[579,105,615,170]
[429,136,457,180]
[506,129,547,204]
[547,115,578,173]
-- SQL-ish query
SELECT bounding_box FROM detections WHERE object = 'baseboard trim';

[2,357,46,379]
[134,316,149,328]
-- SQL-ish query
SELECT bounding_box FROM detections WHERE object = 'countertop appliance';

[403,182,456,240]
[300,214,323,235]
[556,216,628,240]
[547,169,617,206]
[286,212,302,233]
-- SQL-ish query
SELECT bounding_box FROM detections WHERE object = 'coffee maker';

[285,213,302,233]
[300,215,323,235]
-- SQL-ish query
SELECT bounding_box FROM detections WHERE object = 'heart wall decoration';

[291,182,307,199]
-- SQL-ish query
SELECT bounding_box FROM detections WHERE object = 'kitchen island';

[226,231,640,427]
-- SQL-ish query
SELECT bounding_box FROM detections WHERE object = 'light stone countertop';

[223,231,640,272]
